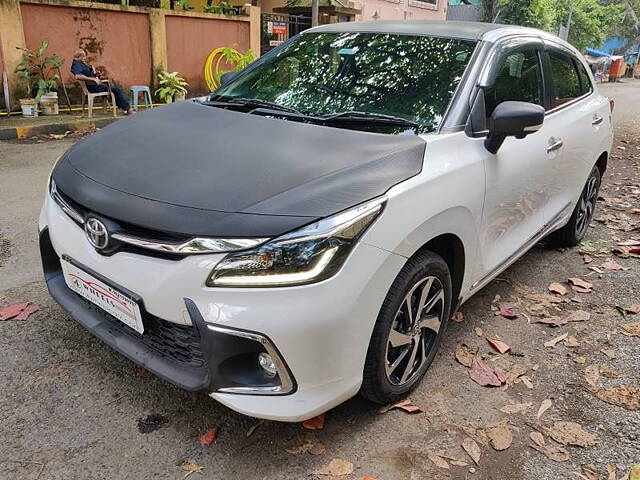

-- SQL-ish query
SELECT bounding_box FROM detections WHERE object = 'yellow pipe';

[204,47,240,91]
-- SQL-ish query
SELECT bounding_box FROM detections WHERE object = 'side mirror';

[220,71,239,88]
[484,101,545,154]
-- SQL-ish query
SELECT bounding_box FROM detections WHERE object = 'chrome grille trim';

[50,180,85,225]
[49,179,269,255]
[110,233,269,255]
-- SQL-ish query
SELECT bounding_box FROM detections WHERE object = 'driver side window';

[484,49,543,118]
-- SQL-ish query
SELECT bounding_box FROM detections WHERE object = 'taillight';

[609,98,615,113]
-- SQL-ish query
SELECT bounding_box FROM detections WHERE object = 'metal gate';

[261,13,311,55]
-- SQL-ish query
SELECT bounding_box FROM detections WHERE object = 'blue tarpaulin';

[585,48,611,58]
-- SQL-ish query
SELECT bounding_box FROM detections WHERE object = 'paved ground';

[1,80,639,480]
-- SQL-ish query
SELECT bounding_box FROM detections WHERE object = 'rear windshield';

[214,32,477,134]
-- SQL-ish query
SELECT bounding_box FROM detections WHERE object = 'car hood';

[52,101,426,237]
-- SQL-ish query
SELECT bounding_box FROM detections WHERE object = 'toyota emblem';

[85,217,109,250]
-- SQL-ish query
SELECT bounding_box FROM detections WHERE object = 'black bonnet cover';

[53,101,426,237]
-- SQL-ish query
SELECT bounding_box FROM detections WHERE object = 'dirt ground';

[0,80,639,480]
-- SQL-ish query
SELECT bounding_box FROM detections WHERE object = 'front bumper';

[39,194,406,421]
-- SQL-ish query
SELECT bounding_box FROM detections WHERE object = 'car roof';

[307,20,555,43]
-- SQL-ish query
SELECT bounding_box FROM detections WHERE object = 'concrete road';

[1,81,639,480]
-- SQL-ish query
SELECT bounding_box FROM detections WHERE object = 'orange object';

[302,413,325,430]
[199,428,218,445]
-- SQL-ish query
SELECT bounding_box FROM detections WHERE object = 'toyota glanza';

[40,21,613,421]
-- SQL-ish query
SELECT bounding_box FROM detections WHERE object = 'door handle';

[547,138,563,153]
[592,115,604,126]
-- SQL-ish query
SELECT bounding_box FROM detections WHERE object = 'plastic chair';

[130,86,153,110]
[78,80,117,119]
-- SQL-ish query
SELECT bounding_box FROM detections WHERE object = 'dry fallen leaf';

[469,358,503,387]
[585,365,600,387]
[592,385,640,410]
[628,464,640,480]
[620,322,640,336]
[0,303,29,321]
[609,464,617,480]
[520,376,534,389]
[564,335,581,348]
[625,305,640,315]
[544,332,568,348]
[487,338,510,354]
[537,399,552,419]
[499,402,531,414]
[601,260,623,271]
[600,366,620,378]
[455,344,476,368]
[312,459,354,476]
[302,413,325,430]
[530,444,571,462]
[378,399,423,414]
[535,316,568,327]
[427,453,450,469]
[574,355,587,364]
[451,311,464,323]
[461,437,481,465]
[485,421,513,451]
[566,310,591,322]
[529,431,545,447]
[179,458,204,478]
[13,304,40,321]
[600,348,617,359]
[245,420,264,438]
[568,277,592,290]
[548,283,568,295]
[199,428,218,446]
[475,327,484,337]
[497,307,518,319]
[286,439,326,455]
[548,421,597,447]
[580,465,600,480]
[505,364,528,385]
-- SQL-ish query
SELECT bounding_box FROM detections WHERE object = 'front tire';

[551,165,601,247]
[360,250,452,405]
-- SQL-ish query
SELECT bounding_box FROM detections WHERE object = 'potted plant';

[155,71,188,103]
[14,40,64,116]
[213,48,255,88]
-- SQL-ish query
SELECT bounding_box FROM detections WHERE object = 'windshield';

[212,32,476,134]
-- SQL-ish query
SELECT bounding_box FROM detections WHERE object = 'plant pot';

[174,92,186,102]
[40,93,59,115]
[19,98,38,117]
[164,97,173,104]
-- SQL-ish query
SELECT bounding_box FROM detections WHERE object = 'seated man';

[71,49,135,115]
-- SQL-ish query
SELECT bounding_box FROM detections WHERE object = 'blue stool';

[129,85,153,110]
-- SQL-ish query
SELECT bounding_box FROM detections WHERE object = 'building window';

[408,0,438,9]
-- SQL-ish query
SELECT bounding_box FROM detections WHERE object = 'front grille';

[77,295,205,367]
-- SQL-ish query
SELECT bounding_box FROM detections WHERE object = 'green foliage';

[14,40,64,99]
[214,48,256,86]
[203,1,240,14]
[484,0,628,52]
[155,71,188,103]
[178,0,193,10]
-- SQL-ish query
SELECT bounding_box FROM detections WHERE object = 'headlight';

[207,197,386,287]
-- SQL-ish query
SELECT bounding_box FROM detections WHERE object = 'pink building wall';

[352,0,446,21]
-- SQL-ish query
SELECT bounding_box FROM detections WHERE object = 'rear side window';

[484,49,543,116]
[575,60,593,96]
[548,52,582,107]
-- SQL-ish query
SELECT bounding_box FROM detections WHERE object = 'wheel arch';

[595,151,608,176]
[412,233,466,309]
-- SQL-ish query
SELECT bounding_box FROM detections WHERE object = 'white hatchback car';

[40,21,612,421]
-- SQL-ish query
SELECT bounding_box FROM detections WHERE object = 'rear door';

[540,45,610,224]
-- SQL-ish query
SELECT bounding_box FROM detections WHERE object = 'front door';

[478,43,551,275]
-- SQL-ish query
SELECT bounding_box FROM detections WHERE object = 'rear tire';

[550,165,601,247]
[360,250,452,405]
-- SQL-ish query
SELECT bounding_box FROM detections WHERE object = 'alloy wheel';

[384,276,445,386]
[575,175,598,237]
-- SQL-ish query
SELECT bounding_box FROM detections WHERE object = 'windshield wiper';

[320,110,420,129]
[206,96,303,115]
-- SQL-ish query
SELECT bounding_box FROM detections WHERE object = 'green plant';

[155,71,188,103]
[214,48,256,86]
[14,40,64,99]
[203,1,239,15]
